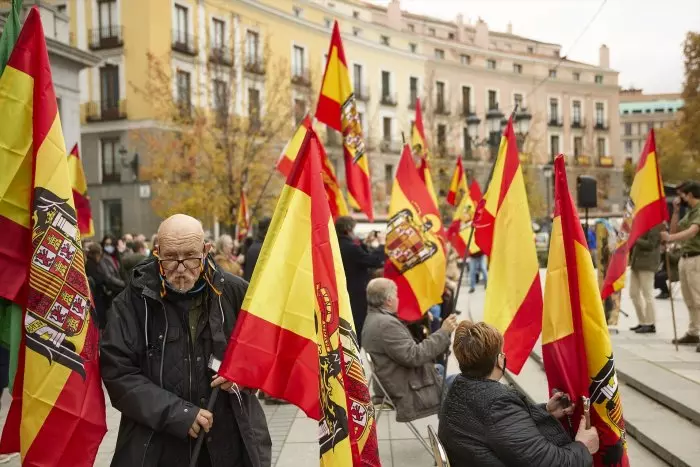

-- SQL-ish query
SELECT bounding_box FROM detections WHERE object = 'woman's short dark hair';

[678,181,700,199]
[335,216,356,236]
[453,320,504,378]
[101,234,117,248]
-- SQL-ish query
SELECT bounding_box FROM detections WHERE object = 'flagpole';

[665,244,679,352]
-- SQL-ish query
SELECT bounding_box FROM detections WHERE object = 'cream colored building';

[619,88,683,162]
[58,0,624,236]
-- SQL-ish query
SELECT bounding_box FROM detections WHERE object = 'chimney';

[387,0,403,30]
[507,22,513,34]
[474,18,489,48]
[599,44,610,69]
[456,13,465,42]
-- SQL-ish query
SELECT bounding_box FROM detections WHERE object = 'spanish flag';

[446,157,466,206]
[601,129,667,298]
[316,21,373,221]
[543,155,629,466]
[235,187,250,241]
[219,126,380,466]
[0,9,106,464]
[67,144,94,238]
[277,116,349,219]
[447,175,482,258]
[473,118,542,374]
[412,98,438,207]
[384,144,446,322]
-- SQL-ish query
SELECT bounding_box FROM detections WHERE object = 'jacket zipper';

[141,431,154,467]
[184,308,195,462]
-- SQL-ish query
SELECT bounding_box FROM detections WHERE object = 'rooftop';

[619,99,684,115]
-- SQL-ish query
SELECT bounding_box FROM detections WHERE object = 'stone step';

[510,353,700,467]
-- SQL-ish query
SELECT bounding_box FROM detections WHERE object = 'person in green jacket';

[629,225,662,334]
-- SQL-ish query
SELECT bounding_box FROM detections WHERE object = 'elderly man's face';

[157,215,207,292]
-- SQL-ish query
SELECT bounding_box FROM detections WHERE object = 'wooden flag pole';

[665,247,679,352]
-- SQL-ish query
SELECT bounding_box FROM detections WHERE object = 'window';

[448,32,455,40]
[384,164,394,193]
[353,64,362,95]
[353,27,361,37]
[100,64,120,113]
[595,102,605,125]
[381,71,391,97]
[460,54,471,65]
[573,72,581,81]
[429,28,436,36]
[437,124,447,150]
[549,69,557,78]
[462,86,472,114]
[624,123,631,136]
[292,6,302,17]
[103,199,123,238]
[213,79,227,111]
[550,135,560,158]
[488,90,497,110]
[514,93,523,110]
[246,30,259,63]
[572,100,581,124]
[248,88,260,126]
[597,137,606,157]
[487,59,496,70]
[324,17,332,29]
[574,136,583,157]
[595,75,603,84]
[409,43,417,53]
[101,139,120,183]
[292,45,305,77]
[513,63,522,74]
[176,70,191,107]
[549,98,559,122]
[380,35,390,46]
[212,18,225,48]
[409,77,418,106]
[383,117,392,141]
[98,0,118,33]
[625,141,632,154]
[435,49,445,59]
[353,10,359,19]
[436,81,445,110]
[358,112,364,128]
[408,24,415,32]
[463,127,472,158]
[174,4,188,43]
[294,98,306,126]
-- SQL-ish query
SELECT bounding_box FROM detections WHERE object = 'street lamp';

[543,163,553,217]
[118,146,139,181]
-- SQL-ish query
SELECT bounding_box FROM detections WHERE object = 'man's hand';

[546,392,575,419]
[211,374,234,392]
[441,315,458,334]
[188,408,213,439]
[673,197,681,212]
[660,231,671,243]
[575,416,600,455]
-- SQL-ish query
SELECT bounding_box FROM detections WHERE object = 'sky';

[372,0,700,94]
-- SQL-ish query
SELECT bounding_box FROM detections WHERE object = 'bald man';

[100,214,271,467]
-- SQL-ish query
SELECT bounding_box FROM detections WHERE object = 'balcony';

[379,139,402,153]
[437,144,449,157]
[380,92,397,107]
[575,155,591,166]
[435,102,451,116]
[598,155,614,167]
[594,121,609,131]
[354,86,370,102]
[85,100,127,122]
[571,119,585,129]
[461,106,477,118]
[177,101,193,121]
[291,68,312,87]
[244,58,266,76]
[548,117,564,127]
[209,46,234,67]
[486,103,504,119]
[408,95,418,109]
[101,171,121,184]
[172,32,198,56]
[88,26,123,50]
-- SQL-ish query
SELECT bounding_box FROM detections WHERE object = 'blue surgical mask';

[104,245,115,254]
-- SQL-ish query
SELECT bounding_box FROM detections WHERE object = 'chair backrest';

[427,424,450,467]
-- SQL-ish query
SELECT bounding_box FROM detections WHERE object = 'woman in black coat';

[438,320,599,467]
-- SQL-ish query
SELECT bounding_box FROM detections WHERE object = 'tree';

[518,111,548,219]
[132,33,312,233]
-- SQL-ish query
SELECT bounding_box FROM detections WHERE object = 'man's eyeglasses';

[159,257,202,271]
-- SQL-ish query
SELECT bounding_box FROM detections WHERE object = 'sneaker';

[629,325,642,331]
[468,288,475,294]
[672,334,700,345]
[0,453,19,464]
[656,292,670,299]
[635,325,656,334]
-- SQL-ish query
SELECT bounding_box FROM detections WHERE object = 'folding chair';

[365,353,434,456]
[427,425,450,467]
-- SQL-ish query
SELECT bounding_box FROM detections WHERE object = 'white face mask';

[104,245,115,254]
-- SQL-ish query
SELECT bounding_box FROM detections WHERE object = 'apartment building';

[619,88,683,162]
[60,0,624,236]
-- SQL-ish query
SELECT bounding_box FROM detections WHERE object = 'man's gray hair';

[366,278,397,308]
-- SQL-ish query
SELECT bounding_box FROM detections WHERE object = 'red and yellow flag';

[0,9,106,464]
[411,98,438,207]
[543,155,629,466]
[384,144,446,322]
[277,116,349,219]
[236,187,250,242]
[447,176,482,258]
[316,21,373,221]
[602,129,667,298]
[220,126,380,466]
[67,144,94,238]
[473,118,542,374]
[446,157,467,206]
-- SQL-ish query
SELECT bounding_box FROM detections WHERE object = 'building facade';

[59,0,623,237]
[619,88,683,162]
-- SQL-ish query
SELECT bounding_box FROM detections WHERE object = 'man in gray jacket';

[362,278,457,422]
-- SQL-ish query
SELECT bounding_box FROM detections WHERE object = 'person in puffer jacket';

[438,320,599,467]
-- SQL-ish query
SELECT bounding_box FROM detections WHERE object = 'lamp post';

[465,107,531,159]
[118,146,139,181]
[543,163,553,217]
